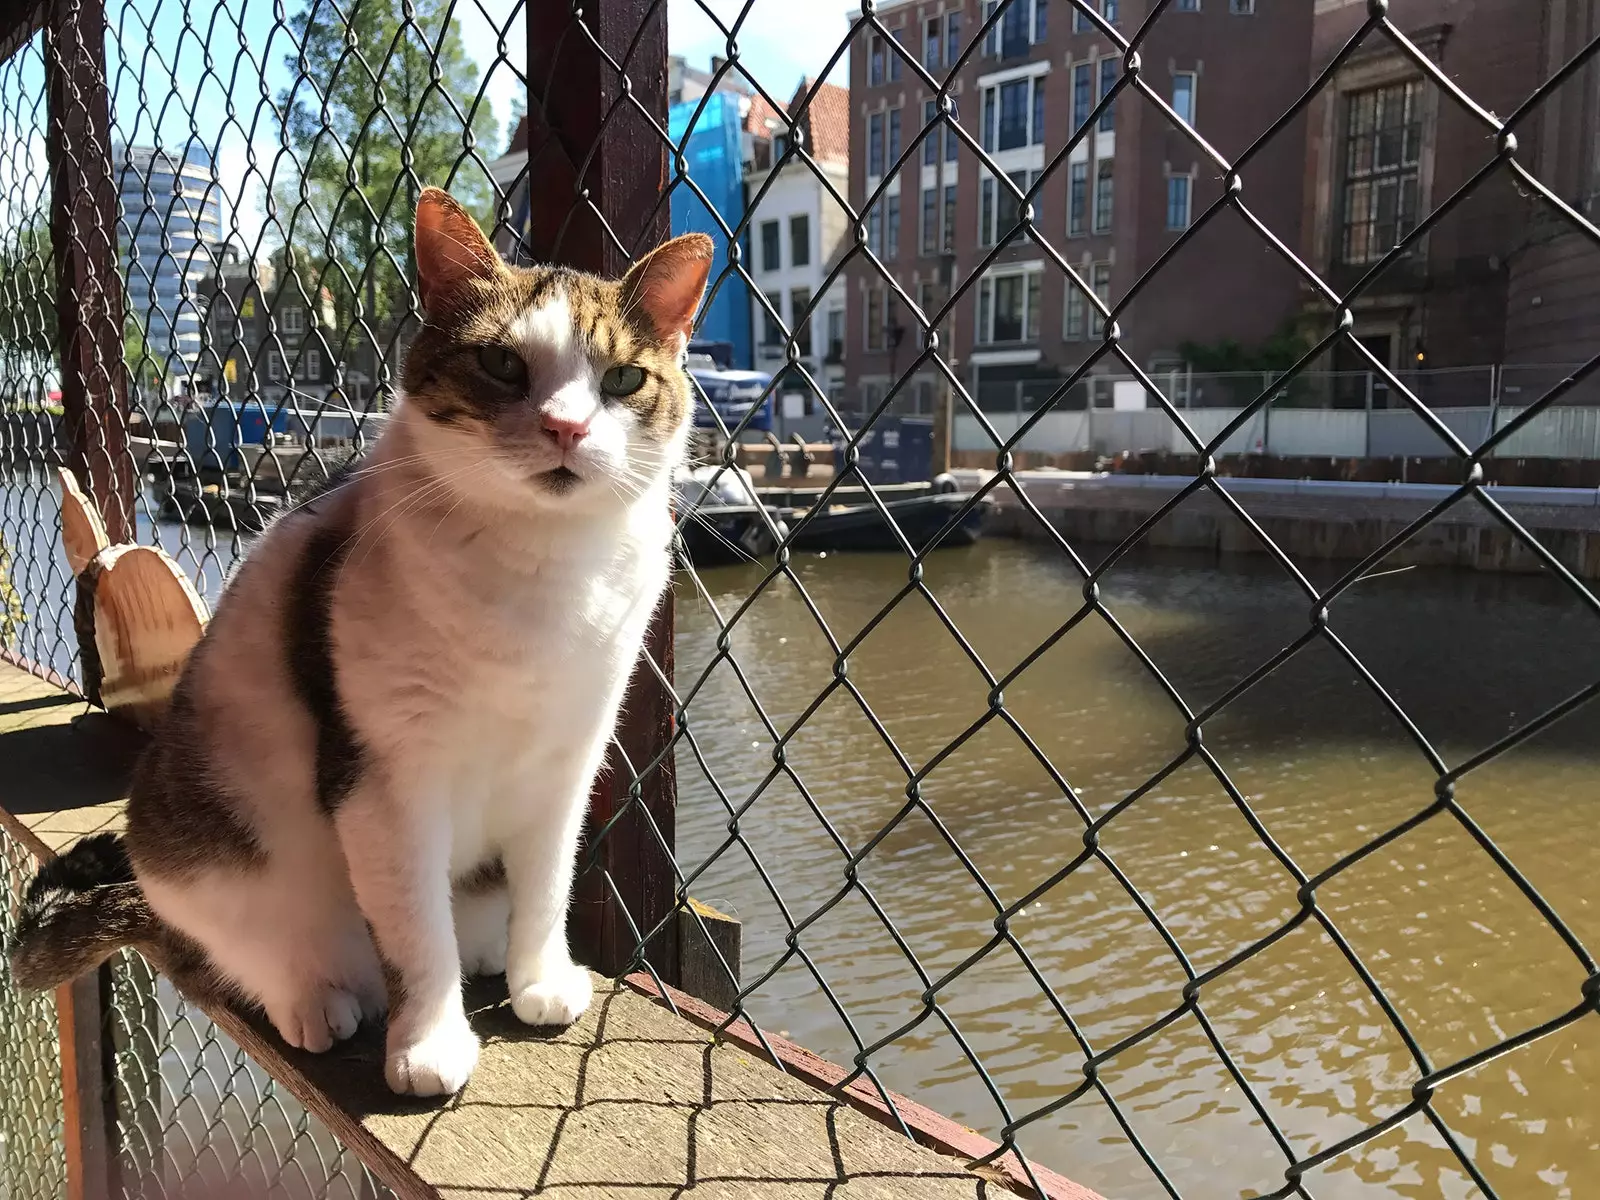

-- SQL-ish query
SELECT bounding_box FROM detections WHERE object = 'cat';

[10,188,713,1097]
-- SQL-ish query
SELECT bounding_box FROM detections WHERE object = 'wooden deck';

[0,661,1092,1199]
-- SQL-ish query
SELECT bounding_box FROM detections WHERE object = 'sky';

[0,0,854,252]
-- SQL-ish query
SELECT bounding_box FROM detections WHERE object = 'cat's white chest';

[437,543,667,876]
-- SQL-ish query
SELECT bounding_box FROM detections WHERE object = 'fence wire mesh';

[0,0,1596,1198]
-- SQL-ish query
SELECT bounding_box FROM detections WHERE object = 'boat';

[673,471,991,565]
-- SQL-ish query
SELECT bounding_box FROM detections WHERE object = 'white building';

[744,79,851,436]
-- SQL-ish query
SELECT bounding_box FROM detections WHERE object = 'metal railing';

[0,0,1597,1198]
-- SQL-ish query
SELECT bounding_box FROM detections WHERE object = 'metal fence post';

[56,968,117,1200]
[46,0,134,545]
[526,0,679,981]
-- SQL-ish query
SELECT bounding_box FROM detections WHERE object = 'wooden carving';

[59,469,210,730]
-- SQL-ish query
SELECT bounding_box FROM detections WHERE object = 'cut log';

[89,544,209,730]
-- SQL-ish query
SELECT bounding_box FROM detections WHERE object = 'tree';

[271,0,500,334]
[0,218,57,389]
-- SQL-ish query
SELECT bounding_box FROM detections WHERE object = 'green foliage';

[1178,321,1312,376]
[0,219,57,374]
[0,534,23,652]
[271,0,499,331]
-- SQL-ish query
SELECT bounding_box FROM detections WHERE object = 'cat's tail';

[9,832,162,990]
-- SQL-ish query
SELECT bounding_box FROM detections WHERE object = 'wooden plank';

[624,972,1110,1200]
[55,967,115,1200]
[46,0,135,545]
[529,0,680,982]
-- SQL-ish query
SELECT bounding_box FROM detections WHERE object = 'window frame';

[280,306,304,336]
[976,264,1044,345]
[760,220,782,272]
[867,112,885,177]
[924,16,943,69]
[1166,172,1193,231]
[789,287,813,357]
[1171,70,1196,126]
[1068,161,1089,236]
[761,291,784,348]
[789,213,811,267]
[1337,79,1423,266]
[1093,159,1114,233]
[1098,57,1118,133]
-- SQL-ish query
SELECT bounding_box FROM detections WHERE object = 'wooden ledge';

[0,659,1102,1199]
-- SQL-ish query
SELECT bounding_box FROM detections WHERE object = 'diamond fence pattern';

[0,0,1595,1197]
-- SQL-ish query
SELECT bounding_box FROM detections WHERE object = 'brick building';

[1305,0,1600,404]
[843,0,1313,417]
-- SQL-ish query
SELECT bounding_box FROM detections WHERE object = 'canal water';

[672,541,1600,1200]
[3,468,1596,1196]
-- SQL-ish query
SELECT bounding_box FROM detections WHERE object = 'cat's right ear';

[415,188,502,314]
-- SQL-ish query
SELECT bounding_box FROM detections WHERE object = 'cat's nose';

[540,411,591,453]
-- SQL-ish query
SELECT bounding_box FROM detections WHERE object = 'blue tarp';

[668,93,753,370]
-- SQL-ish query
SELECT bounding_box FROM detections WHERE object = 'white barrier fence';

[954,405,1600,460]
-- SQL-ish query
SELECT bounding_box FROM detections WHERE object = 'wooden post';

[46,0,134,545]
[526,0,679,981]
[56,967,117,1200]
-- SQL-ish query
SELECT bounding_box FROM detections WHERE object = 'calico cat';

[10,189,713,1097]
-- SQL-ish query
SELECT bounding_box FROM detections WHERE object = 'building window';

[267,349,284,382]
[762,292,783,347]
[790,288,813,357]
[1094,159,1114,232]
[790,214,810,267]
[890,27,906,81]
[943,182,958,252]
[924,16,942,69]
[281,306,304,336]
[982,76,1046,152]
[888,107,902,163]
[983,0,1044,58]
[946,103,960,161]
[1176,0,1199,9]
[827,307,845,361]
[886,193,901,261]
[924,100,939,165]
[976,267,1042,344]
[1230,0,1255,13]
[1075,0,1114,32]
[1072,62,1092,137]
[866,287,884,351]
[1172,71,1195,125]
[1340,81,1422,265]
[945,11,962,67]
[761,220,782,271]
[980,168,1041,246]
[1065,274,1086,341]
[1089,262,1112,338]
[304,346,322,380]
[867,203,885,257]
[1069,161,1089,235]
[922,187,939,255]
[868,112,885,176]
[869,35,886,86]
[1166,173,1192,230]
[1098,58,1118,133]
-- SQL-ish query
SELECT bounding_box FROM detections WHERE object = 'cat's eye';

[477,345,528,386]
[600,364,646,397]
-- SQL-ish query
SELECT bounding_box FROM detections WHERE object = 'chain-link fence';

[1,0,1599,1197]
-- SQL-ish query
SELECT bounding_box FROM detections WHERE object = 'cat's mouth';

[538,466,583,493]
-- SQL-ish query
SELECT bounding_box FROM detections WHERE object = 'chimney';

[711,55,727,74]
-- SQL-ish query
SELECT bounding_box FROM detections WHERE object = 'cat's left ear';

[619,233,714,349]
[415,187,502,314]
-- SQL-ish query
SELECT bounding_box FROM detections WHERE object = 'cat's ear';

[415,187,502,313]
[619,233,714,347]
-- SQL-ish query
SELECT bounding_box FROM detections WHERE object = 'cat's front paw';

[385,1012,479,1096]
[510,960,593,1027]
